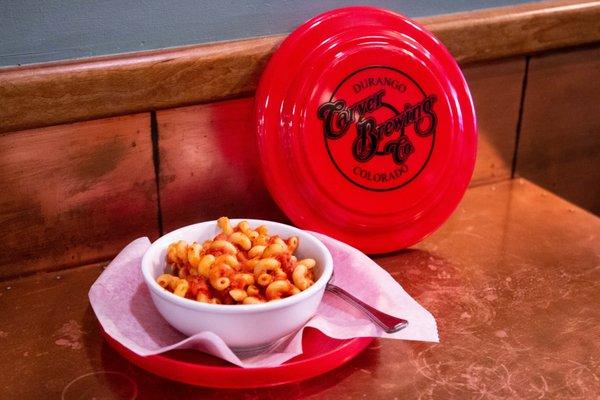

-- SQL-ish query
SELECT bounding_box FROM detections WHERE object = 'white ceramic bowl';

[141,219,333,349]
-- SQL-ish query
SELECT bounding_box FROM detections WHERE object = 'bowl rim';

[141,218,333,314]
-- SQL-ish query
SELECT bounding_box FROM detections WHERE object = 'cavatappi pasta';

[156,218,316,304]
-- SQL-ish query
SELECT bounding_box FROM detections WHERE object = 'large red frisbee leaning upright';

[256,7,477,253]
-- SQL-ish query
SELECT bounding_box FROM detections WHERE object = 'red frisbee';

[102,328,373,388]
[256,7,477,253]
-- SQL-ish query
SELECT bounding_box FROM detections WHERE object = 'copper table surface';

[1,179,599,399]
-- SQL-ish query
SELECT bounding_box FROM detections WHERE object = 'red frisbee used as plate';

[102,328,373,388]
[256,7,477,254]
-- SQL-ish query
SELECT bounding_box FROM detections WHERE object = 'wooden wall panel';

[463,58,525,185]
[0,114,159,279]
[422,0,600,66]
[517,45,600,215]
[157,61,526,231]
[157,99,286,232]
[1,0,599,134]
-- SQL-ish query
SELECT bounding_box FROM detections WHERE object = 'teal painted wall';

[0,0,532,67]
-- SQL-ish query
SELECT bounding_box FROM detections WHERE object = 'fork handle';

[326,283,408,333]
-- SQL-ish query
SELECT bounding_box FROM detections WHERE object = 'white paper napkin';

[89,233,438,368]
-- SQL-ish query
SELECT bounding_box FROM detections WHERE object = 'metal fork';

[325,282,408,333]
[232,276,409,357]
[231,332,295,358]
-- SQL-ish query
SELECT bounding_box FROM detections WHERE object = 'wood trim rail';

[1,0,599,134]
[419,0,600,62]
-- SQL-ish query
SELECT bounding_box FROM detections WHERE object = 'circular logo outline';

[322,65,437,192]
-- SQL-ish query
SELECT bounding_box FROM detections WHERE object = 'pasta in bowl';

[156,217,318,305]
[141,218,333,349]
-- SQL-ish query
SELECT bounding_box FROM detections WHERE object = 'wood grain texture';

[2,180,600,398]
[463,58,526,186]
[0,114,159,279]
[157,98,286,232]
[517,45,600,215]
[0,36,281,134]
[420,0,600,64]
[155,58,523,227]
[1,0,598,133]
